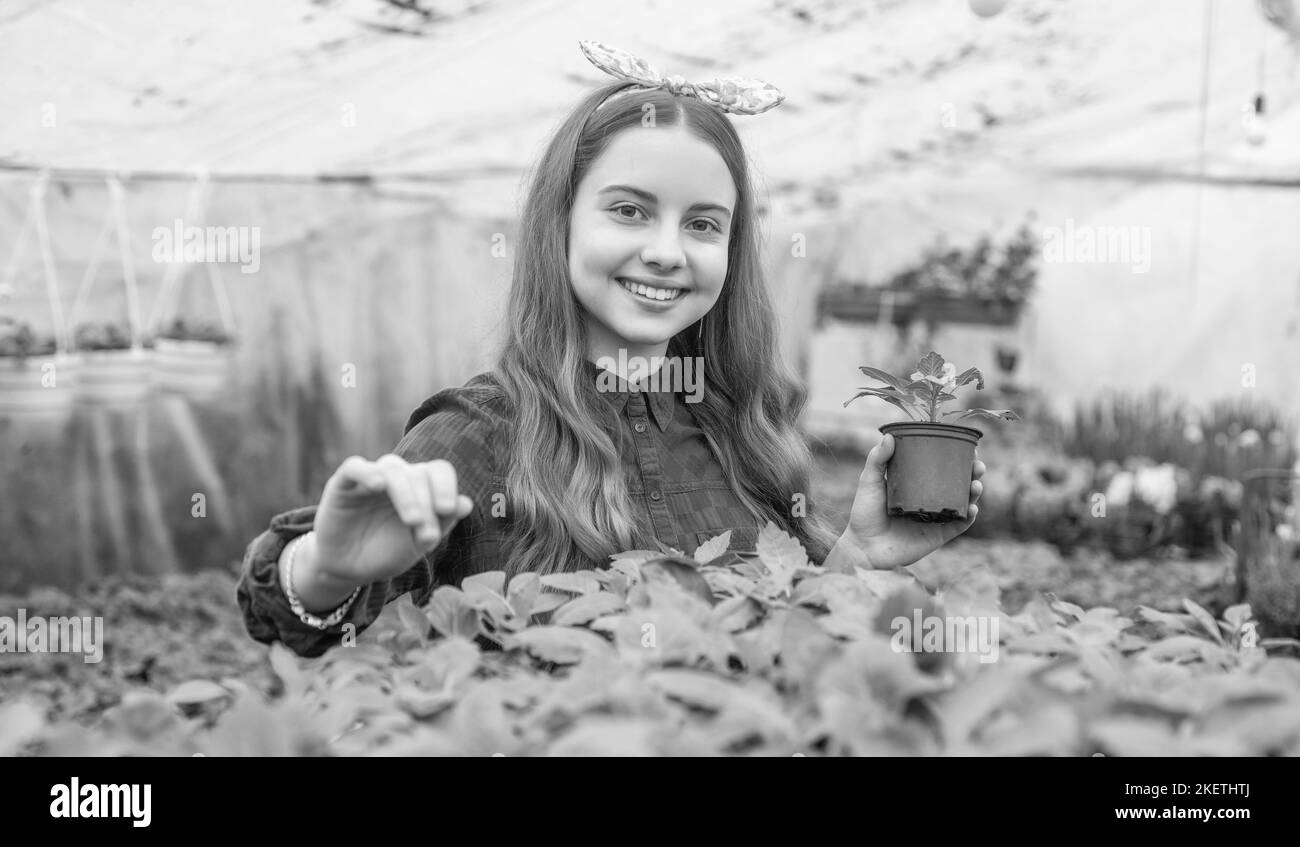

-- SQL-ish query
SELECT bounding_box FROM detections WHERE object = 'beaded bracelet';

[280,531,362,630]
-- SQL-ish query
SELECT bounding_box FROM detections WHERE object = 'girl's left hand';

[842,433,984,570]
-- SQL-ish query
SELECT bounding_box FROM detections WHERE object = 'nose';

[639,220,686,271]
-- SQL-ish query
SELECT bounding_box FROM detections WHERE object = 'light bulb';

[969,0,1008,18]
[1243,93,1267,146]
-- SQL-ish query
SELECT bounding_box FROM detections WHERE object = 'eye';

[689,218,724,235]
[610,203,646,221]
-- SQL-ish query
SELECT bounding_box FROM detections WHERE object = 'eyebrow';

[598,185,733,219]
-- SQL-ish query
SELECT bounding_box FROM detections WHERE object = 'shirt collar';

[583,358,677,431]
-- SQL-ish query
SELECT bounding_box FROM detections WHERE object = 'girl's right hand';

[309,454,475,587]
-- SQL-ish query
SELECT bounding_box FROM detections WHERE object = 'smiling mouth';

[617,278,687,302]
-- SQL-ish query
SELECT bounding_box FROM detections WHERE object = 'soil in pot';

[880,421,982,522]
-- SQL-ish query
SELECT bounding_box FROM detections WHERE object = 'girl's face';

[568,125,736,365]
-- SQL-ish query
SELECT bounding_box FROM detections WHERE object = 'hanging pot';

[880,421,982,522]
[818,286,917,325]
[0,353,78,419]
[916,293,1022,327]
[75,347,154,406]
[152,338,233,400]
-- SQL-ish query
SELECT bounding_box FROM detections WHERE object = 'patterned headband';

[579,40,785,116]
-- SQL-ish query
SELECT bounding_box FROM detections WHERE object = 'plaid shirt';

[236,359,770,657]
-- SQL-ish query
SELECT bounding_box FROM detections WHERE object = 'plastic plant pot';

[76,348,155,407]
[880,421,982,522]
[153,338,233,400]
[0,353,78,420]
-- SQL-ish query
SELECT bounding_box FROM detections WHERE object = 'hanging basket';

[817,286,916,325]
[75,346,154,407]
[0,352,78,419]
[152,337,234,400]
[145,174,240,401]
[0,177,76,420]
[915,292,1023,327]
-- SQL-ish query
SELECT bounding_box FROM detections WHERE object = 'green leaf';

[780,607,840,689]
[549,718,658,756]
[851,386,916,402]
[551,592,628,627]
[944,408,1020,422]
[506,572,541,619]
[541,573,602,596]
[1222,604,1253,630]
[509,626,614,664]
[462,571,506,600]
[857,366,910,392]
[1182,598,1224,644]
[694,530,733,564]
[645,669,740,712]
[165,679,231,708]
[916,351,946,378]
[855,566,920,599]
[1141,635,1226,663]
[953,367,984,390]
[611,549,661,562]
[0,701,46,757]
[642,557,716,605]
[755,522,808,596]
[268,642,307,698]
[1136,606,1192,635]
[395,593,432,645]
[1051,600,1086,621]
[416,635,480,689]
[844,389,919,420]
[932,663,1026,744]
[710,594,764,633]
[935,564,1003,620]
[425,587,480,639]
[530,592,572,615]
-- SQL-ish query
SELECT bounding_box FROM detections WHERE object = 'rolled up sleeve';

[235,380,501,658]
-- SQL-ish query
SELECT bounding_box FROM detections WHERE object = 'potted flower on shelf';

[152,317,235,400]
[844,351,1020,522]
[0,317,76,418]
[907,222,1038,327]
[73,320,154,406]
[817,281,917,326]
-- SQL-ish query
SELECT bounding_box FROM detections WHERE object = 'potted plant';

[152,317,235,400]
[0,317,76,418]
[995,343,1019,374]
[73,320,154,406]
[844,351,1019,522]
[817,283,917,326]
[902,222,1038,327]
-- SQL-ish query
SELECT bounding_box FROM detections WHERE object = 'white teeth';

[619,279,682,302]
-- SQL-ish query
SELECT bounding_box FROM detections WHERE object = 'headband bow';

[579,40,785,116]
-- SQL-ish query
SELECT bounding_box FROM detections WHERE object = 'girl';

[237,57,985,659]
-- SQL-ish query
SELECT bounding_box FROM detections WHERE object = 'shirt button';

[634,422,647,434]
[650,491,662,501]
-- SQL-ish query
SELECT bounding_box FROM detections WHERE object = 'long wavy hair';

[493,80,841,576]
